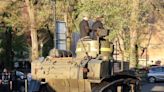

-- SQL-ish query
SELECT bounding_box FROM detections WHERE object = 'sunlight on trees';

[0,0,163,68]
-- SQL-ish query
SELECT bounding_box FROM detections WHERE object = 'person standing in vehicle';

[92,15,104,39]
[79,15,90,38]
[0,68,12,92]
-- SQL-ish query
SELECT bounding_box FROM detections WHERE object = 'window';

[150,67,163,72]
[162,67,164,72]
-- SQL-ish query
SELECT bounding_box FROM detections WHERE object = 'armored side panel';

[87,59,110,81]
[32,57,79,80]
[46,79,92,92]
[31,57,93,92]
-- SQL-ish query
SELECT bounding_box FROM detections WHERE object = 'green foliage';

[73,0,163,65]
[73,0,132,39]
[2,0,53,32]
[0,32,5,56]
[0,0,163,66]
[0,0,54,61]
[12,34,29,54]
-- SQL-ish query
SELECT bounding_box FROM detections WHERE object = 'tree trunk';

[64,1,72,51]
[5,27,13,69]
[124,27,130,62]
[25,0,39,62]
[130,0,139,68]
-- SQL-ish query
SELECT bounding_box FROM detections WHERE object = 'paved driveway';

[142,82,164,92]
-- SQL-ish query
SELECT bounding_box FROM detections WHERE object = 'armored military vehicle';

[31,30,141,92]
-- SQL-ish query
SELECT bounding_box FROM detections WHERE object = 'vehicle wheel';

[148,77,156,83]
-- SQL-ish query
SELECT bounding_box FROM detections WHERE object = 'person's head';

[82,12,89,21]
[83,16,89,21]
[3,68,7,73]
[95,15,103,21]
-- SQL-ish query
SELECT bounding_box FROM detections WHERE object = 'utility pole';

[146,48,148,67]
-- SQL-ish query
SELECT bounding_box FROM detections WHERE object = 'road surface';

[142,82,164,92]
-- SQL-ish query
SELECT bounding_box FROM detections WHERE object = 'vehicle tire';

[148,77,156,83]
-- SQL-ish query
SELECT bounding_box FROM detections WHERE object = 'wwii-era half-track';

[31,30,141,92]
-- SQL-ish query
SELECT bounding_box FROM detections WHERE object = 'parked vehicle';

[147,66,164,83]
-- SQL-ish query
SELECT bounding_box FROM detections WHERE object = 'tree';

[1,0,54,62]
[0,0,163,67]
[0,0,74,62]
[129,0,140,68]
[73,0,135,65]
[25,0,38,61]
[73,0,163,68]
